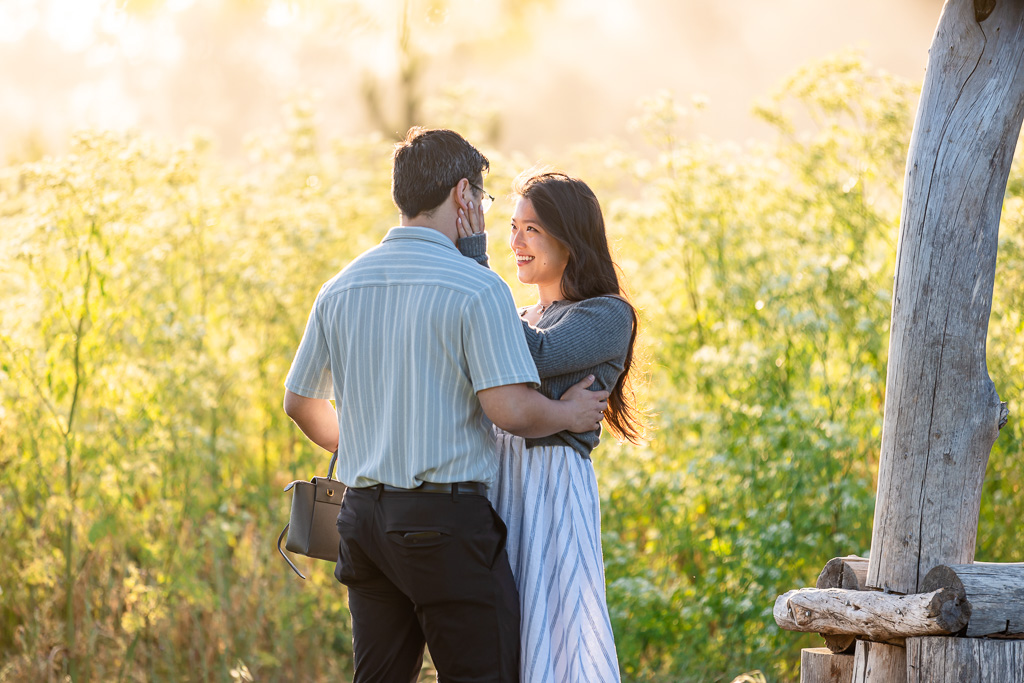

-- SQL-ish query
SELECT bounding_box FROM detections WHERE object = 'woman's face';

[509,197,570,291]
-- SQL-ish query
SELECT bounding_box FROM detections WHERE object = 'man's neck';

[399,214,458,244]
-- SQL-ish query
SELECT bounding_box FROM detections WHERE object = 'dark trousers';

[335,486,521,683]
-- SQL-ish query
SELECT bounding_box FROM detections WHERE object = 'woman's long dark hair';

[513,169,645,444]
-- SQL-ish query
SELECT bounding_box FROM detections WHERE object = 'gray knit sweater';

[458,232,632,458]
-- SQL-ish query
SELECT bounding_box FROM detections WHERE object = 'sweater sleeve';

[522,297,634,378]
[457,232,490,268]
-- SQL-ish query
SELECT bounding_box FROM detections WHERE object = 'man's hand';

[559,375,610,433]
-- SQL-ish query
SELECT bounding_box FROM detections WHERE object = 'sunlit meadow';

[3,2,1023,682]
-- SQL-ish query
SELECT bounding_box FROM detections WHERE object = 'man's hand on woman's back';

[478,375,609,438]
[558,375,611,433]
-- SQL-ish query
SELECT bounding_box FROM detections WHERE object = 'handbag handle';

[328,449,338,480]
[278,524,307,579]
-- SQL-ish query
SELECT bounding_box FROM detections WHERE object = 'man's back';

[285,226,539,488]
[282,127,610,683]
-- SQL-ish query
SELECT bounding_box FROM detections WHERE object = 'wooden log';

[922,563,1024,638]
[774,587,969,644]
[818,556,871,591]
[853,642,905,683]
[906,636,1024,683]
[801,648,854,683]
[816,556,871,653]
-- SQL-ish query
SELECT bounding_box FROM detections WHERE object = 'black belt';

[354,481,487,496]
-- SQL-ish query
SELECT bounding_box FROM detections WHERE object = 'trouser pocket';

[386,527,452,550]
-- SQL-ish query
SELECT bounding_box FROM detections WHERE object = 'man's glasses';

[469,182,494,214]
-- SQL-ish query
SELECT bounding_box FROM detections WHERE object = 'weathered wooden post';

[858,0,1024,680]
[905,637,1024,681]
[770,1,1024,679]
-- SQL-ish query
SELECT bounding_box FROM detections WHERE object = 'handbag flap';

[312,476,345,504]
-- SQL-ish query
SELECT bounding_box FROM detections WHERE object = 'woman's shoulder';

[569,294,634,318]
[596,293,631,307]
[558,296,634,339]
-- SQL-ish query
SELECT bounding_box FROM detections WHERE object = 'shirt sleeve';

[457,231,490,268]
[522,297,634,378]
[462,279,540,392]
[284,289,335,399]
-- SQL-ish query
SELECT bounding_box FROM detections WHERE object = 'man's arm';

[478,375,609,438]
[283,389,340,453]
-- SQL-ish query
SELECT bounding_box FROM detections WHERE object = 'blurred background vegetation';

[2,1,1024,682]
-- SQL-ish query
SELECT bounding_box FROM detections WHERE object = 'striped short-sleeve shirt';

[285,226,540,489]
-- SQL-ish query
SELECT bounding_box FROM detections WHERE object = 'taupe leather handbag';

[278,451,345,579]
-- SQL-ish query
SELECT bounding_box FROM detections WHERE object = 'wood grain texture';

[863,3,1024,679]
[774,588,969,643]
[868,0,1024,596]
[906,637,1024,682]
[922,563,1024,637]
[817,557,872,653]
[973,0,996,23]
[801,648,855,683]
[853,641,906,683]
[818,557,871,591]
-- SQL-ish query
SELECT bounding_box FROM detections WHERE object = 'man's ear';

[453,178,473,212]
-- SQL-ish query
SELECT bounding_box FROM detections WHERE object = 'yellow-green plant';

[2,57,1024,683]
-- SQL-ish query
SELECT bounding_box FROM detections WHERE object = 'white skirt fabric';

[489,430,621,683]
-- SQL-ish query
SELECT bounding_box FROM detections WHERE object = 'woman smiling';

[458,169,644,682]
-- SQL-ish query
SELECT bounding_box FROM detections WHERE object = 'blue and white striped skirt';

[489,430,621,683]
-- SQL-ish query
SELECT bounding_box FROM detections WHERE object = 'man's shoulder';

[446,252,507,289]
[319,238,508,299]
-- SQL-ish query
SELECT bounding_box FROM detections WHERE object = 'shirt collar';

[382,226,459,252]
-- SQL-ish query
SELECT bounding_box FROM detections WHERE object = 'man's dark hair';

[392,127,489,218]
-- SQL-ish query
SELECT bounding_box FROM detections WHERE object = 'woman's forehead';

[511,196,541,223]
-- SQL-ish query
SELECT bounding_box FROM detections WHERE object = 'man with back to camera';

[282,127,609,683]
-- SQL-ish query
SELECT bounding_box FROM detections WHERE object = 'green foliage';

[979,137,1024,564]
[592,56,914,682]
[1,56,1023,683]
[0,108,391,681]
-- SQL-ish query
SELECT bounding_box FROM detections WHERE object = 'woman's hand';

[456,199,486,239]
